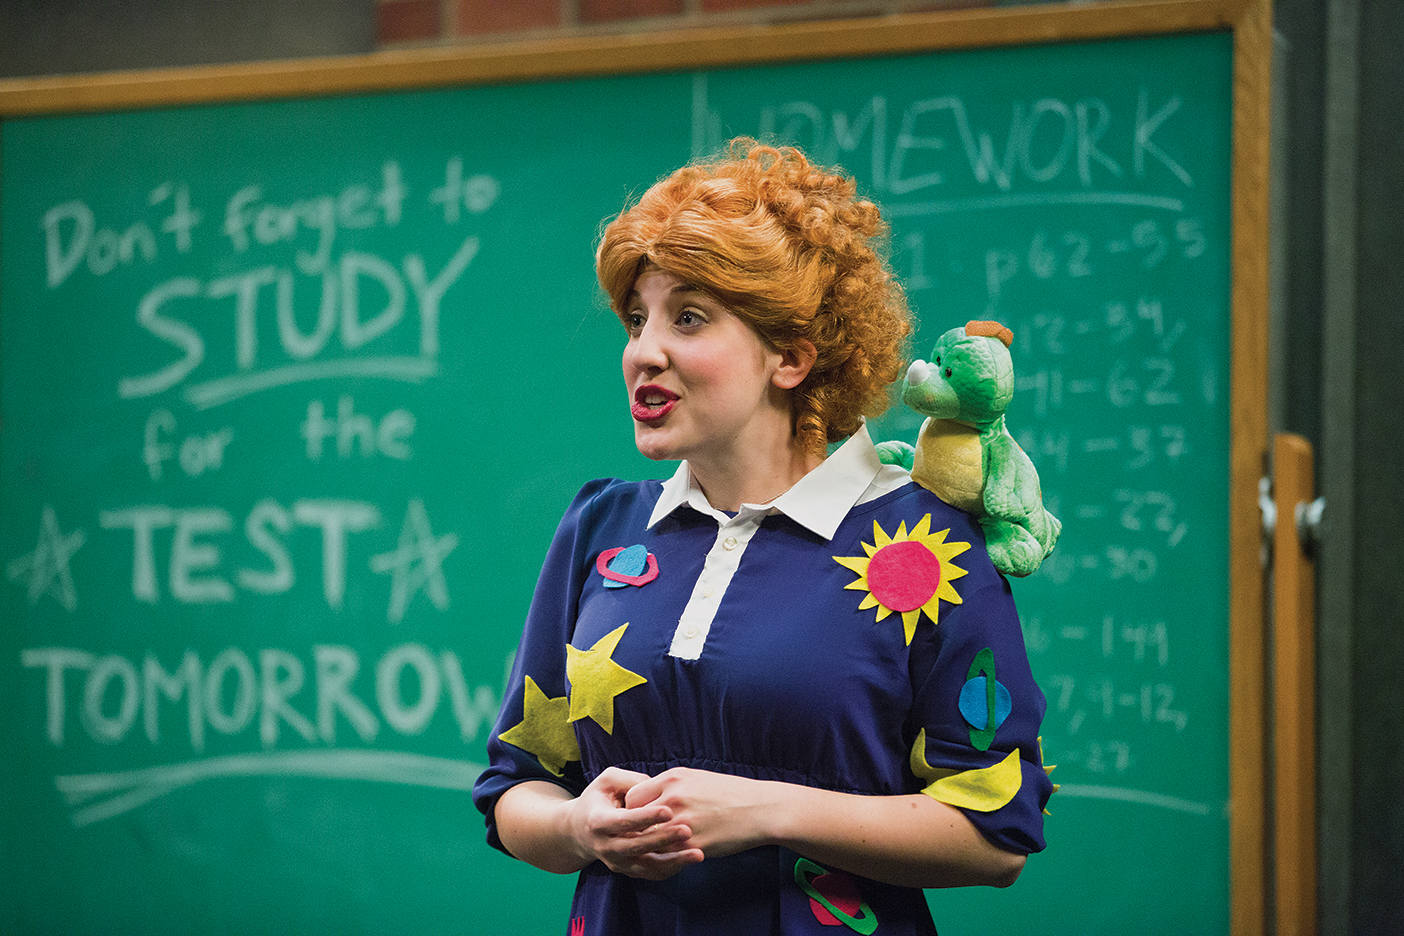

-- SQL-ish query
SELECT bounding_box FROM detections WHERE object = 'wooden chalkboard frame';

[0,0,1273,931]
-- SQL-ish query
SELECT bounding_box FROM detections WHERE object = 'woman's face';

[622,267,793,468]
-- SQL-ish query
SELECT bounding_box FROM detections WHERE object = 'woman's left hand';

[620,767,780,860]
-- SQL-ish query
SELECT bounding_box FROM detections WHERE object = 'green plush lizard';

[877,320,1061,577]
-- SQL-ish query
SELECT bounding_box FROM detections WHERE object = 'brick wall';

[375,0,998,46]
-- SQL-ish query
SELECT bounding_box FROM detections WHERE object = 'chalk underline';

[183,356,438,410]
[55,753,1214,828]
[886,191,1186,216]
[1054,783,1214,815]
[55,750,485,827]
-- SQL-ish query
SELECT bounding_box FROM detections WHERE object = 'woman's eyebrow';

[625,283,709,303]
[669,282,715,301]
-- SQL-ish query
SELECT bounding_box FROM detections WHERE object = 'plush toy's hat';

[964,320,1013,347]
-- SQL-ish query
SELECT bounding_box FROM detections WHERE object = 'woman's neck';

[688,440,823,513]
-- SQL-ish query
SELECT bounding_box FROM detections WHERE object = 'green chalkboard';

[0,3,1272,934]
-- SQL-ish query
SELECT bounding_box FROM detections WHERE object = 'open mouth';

[631,385,679,422]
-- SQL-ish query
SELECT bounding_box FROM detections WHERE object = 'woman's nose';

[628,319,668,371]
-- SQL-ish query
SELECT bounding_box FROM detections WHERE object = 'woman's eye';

[625,312,645,333]
[677,309,702,327]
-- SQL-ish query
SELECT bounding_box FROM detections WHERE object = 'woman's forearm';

[764,783,1025,889]
[497,768,1024,889]
[621,768,1024,890]
[494,780,593,874]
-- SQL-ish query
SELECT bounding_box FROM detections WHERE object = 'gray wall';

[0,0,372,78]
[1273,3,1404,935]
[1,2,1400,933]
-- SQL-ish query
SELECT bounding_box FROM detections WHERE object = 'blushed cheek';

[692,349,740,384]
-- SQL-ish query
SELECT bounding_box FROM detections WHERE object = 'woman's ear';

[772,339,817,390]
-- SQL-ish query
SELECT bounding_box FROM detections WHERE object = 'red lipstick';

[632,384,679,422]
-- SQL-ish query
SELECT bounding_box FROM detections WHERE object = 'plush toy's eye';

[945,367,953,378]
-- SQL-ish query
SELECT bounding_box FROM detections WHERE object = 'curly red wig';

[596,139,911,459]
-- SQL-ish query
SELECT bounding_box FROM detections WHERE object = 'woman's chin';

[632,427,679,462]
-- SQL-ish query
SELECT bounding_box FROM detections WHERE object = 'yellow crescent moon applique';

[909,728,1022,812]
[833,514,970,644]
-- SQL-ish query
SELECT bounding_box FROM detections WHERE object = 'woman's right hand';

[495,771,705,880]
[564,767,705,880]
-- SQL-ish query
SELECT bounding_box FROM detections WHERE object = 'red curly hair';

[596,139,911,459]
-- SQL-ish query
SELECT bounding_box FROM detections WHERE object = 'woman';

[472,140,1052,935]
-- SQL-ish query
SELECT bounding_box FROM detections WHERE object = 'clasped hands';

[567,765,779,881]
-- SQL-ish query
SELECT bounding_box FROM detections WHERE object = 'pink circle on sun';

[865,540,942,612]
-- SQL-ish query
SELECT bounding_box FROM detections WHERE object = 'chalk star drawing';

[370,497,459,624]
[7,504,87,611]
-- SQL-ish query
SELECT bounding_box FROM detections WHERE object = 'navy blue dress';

[474,456,1052,935]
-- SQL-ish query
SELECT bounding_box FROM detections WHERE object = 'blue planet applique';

[596,544,659,588]
[960,646,1011,751]
[959,676,1012,733]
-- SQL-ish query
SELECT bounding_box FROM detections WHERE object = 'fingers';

[591,814,702,880]
[596,816,690,857]
[570,769,706,879]
[594,816,703,881]
[620,765,696,809]
[621,775,664,810]
[590,766,653,802]
[611,846,705,881]
[617,768,775,861]
[579,766,778,880]
[590,803,677,840]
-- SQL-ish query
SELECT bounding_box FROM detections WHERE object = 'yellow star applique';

[566,623,647,734]
[498,675,580,777]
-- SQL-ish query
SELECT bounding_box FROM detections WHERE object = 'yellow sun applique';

[833,514,970,644]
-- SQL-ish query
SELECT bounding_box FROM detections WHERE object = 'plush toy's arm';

[982,430,1039,522]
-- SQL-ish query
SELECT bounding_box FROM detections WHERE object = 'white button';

[702,586,714,598]
[723,536,738,550]
[684,625,698,638]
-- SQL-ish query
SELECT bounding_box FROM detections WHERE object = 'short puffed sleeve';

[906,575,1054,855]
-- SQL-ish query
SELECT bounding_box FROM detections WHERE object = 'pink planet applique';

[596,545,658,587]
[795,857,878,934]
[809,871,865,925]
[832,515,971,645]
[864,539,942,612]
